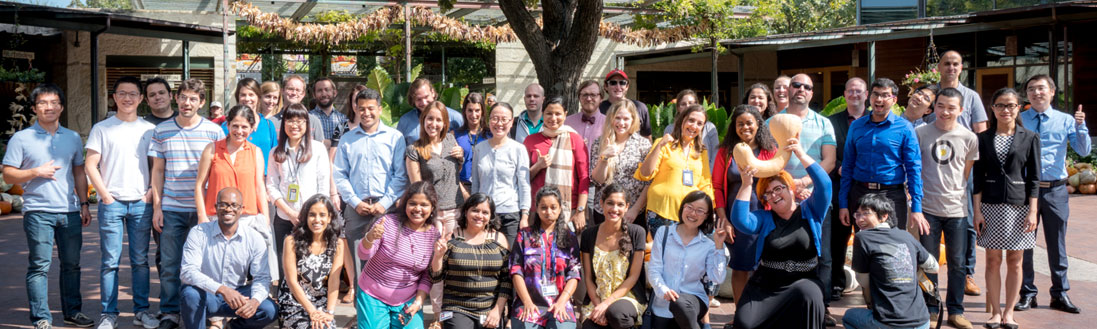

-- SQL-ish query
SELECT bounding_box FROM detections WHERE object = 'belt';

[855,180,904,190]
[1039,179,1067,188]
[362,197,381,204]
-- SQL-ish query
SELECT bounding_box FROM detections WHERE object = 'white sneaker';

[96,314,118,329]
[34,320,52,329]
[134,311,161,329]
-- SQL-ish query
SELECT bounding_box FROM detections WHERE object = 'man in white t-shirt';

[85,76,160,329]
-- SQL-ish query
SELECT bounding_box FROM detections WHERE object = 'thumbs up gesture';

[365,216,386,245]
[1076,105,1086,125]
[533,149,553,172]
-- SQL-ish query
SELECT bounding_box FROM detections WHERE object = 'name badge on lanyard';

[540,236,559,297]
[682,169,694,187]
[287,183,300,203]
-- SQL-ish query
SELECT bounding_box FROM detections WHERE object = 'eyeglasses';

[762,185,788,200]
[852,211,874,220]
[790,82,813,91]
[846,90,865,96]
[490,116,511,123]
[992,103,1021,111]
[913,92,933,102]
[115,92,141,99]
[215,202,242,210]
[683,204,708,214]
[580,93,601,99]
[871,92,895,99]
[36,100,62,107]
[607,80,628,87]
[285,119,308,127]
[177,96,201,104]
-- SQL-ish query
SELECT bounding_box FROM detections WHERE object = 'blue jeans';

[180,285,277,329]
[842,308,929,329]
[647,211,675,237]
[1022,185,1071,298]
[24,211,84,324]
[99,200,154,315]
[918,213,966,315]
[160,211,199,314]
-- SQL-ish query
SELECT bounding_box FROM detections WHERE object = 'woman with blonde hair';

[589,100,651,225]
[259,81,283,119]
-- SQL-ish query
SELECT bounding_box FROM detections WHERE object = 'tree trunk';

[711,38,719,108]
[498,0,603,114]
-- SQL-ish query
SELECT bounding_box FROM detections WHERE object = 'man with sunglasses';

[180,187,277,329]
[598,69,652,138]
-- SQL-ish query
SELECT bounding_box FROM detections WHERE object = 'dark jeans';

[920,213,967,315]
[963,176,977,276]
[647,211,675,237]
[160,210,200,314]
[848,183,908,229]
[180,285,278,329]
[273,215,295,280]
[1022,185,1071,298]
[499,212,521,252]
[831,203,853,295]
[817,209,833,304]
[650,293,708,329]
[24,211,83,324]
[580,299,639,329]
[443,311,487,329]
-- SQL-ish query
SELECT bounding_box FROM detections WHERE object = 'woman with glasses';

[266,104,333,281]
[972,88,1040,329]
[472,102,532,248]
[635,104,714,235]
[902,84,939,128]
[730,137,831,329]
[589,100,651,225]
[646,191,728,329]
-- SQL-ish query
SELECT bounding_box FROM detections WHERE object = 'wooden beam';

[291,0,318,20]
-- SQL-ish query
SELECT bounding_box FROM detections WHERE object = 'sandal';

[1000,323,1019,329]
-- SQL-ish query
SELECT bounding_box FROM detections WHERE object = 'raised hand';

[365,216,386,244]
[1076,105,1086,125]
[449,146,464,161]
[533,150,553,172]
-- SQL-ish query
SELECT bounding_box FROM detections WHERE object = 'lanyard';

[286,147,303,183]
[539,230,556,282]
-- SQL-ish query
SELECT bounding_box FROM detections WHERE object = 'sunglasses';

[607,80,628,87]
[790,82,813,91]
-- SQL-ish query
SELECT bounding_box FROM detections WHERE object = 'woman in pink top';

[356,181,442,329]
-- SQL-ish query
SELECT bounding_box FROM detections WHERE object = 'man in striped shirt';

[148,78,225,329]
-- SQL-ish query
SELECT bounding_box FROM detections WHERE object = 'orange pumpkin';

[7,184,23,195]
[1080,184,1097,194]
[0,201,11,214]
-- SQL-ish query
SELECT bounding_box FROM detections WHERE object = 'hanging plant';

[901,67,940,90]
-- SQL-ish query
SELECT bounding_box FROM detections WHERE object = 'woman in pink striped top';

[355,181,442,329]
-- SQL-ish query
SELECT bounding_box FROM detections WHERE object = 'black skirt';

[732,267,825,329]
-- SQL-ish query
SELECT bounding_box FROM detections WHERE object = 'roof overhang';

[0,1,227,43]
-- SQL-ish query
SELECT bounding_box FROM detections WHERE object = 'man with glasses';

[913,88,980,329]
[599,69,652,138]
[564,80,606,152]
[149,79,225,329]
[4,83,93,329]
[333,88,408,270]
[145,77,177,126]
[511,83,546,143]
[180,187,277,329]
[827,77,867,302]
[86,76,161,329]
[1016,74,1088,314]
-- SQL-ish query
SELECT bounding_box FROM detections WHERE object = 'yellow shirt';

[634,139,714,221]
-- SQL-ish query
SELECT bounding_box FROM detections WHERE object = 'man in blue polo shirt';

[397,77,464,145]
[3,83,94,329]
[838,78,924,233]
[1016,74,1089,314]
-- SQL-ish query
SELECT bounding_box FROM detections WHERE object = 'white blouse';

[266,139,332,220]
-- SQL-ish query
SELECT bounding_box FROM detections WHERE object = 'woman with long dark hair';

[355,181,442,329]
[510,186,582,329]
[278,195,344,329]
[713,104,778,305]
[665,90,719,168]
[741,83,777,120]
[429,193,511,329]
[646,191,728,329]
[579,184,647,329]
[636,104,715,235]
[973,88,1040,329]
[456,93,492,193]
[731,137,831,329]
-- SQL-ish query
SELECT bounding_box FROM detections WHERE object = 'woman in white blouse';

[266,104,337,282]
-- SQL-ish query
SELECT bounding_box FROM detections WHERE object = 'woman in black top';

[972,88,1040,328]
[579,183,647,329]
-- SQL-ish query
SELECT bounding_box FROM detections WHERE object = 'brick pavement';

[2,196,1095,328]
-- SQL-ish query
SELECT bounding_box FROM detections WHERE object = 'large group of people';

[3,49,1089,329]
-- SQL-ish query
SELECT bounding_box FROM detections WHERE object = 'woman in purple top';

[355,181,441,329]
[511,186,582,329]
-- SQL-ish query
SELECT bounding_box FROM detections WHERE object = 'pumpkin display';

[1080,170,1097,185]
[1069,173,1081,188]
[733,113,802,178]
[1079,183,1097,194]
[0,201,11,215]
[7,184,22,195]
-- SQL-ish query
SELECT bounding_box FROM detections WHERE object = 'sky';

[10,0,75,8]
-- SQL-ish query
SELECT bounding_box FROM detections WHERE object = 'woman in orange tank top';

[195,105,270,224]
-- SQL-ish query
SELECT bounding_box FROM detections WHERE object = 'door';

[976,67,1014,106]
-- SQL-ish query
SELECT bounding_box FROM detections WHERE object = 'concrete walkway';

[2,195,1096,327]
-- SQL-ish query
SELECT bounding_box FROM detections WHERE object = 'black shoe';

[1015,295,1036,311]
[824,310,837,327]
[63,313,94,327]
[156,314,180,329]
[1050,295,1081,314]
[831,287,844,300]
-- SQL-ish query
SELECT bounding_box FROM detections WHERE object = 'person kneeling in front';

[180,187,278,329]
[843,194,938,329]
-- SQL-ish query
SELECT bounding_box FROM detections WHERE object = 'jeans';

[842,308,929,329]
[160,211,199,314]
[99,200,154,315]
[180,285,278,329]
[647,211,675,237]
[273,215,295,281]
[24,211,84,324]
[510,318,577,329]
[818,209,833,304]
[918,213,966,315]
[1022,185,1071,298]
[963,175,977,276]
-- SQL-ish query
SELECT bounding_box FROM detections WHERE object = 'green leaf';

[409,64,423,82]
[439,86,469,110]
[820,96,847,117]
[366,66,393,96]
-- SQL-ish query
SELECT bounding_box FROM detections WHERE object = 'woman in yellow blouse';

[635,104,714,234]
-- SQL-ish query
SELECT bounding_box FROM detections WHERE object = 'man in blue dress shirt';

[838,78,924,232]
[1015,74,1088,314]
[333,88,409,270]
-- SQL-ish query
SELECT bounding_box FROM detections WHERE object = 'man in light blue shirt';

[180,187,277,329]
[1016,74,1089,314]
[3,83,94,328]
[334,88,408,253]
[397,78,464,145]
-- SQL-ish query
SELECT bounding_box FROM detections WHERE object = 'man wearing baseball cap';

[599,69,652,138]
[208,101,224,122]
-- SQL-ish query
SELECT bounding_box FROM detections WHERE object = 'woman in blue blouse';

[646,191,728,329]
[730,137,831,329]
[455,92,492,193]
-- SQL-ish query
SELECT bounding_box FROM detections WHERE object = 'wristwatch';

[575,206,586,212]
[80,201,90,207]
